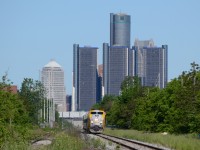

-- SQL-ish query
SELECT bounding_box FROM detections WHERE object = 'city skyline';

[0,0,200,94]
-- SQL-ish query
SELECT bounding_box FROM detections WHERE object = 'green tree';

[108,76,146,128]
[0,76,28,146]
[131,87,161,131]
[92,95,116,112]
[0,72,13,92]
[97,62,200,133]
[169,62,200,133]
[0,91,28,125]
[19,78,46,125]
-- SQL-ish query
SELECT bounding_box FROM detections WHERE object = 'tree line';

[93,62,200,134]
[0,74,55,146]
[1,61,199,146]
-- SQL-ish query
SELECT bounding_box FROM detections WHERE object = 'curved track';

[96,133,171,150]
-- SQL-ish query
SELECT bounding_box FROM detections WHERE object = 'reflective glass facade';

[110,13,131,47]
[103,13,132,96]
[134,44,168,88]
[73,44,98,111]
[103,44,129,95]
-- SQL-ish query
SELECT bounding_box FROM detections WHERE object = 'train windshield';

[91,112,103,114]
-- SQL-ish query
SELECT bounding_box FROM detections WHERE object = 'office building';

[103,13,132,96]
[110,13,131,47]
[41,59,66,112]
[97,64,103,103]
[66,95,72,111]
[103,43,129,95]
[72,44,99,111]
[133,39,168,88]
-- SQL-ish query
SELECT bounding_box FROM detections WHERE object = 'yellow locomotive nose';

[83,109,106,133]
[94,118,98,123]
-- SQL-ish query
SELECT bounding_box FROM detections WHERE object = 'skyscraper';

[103,13,131,96]
[41,59,66,112]
[110,13,131,47]
[73,44,99,111]
[97,64,103,103]
[133,39,168,88]
[103,44,129,95]
[66,95,72,111]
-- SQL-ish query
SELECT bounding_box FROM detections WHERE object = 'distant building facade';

[103,13,132,96]
[110,13,131,47]
[103,44,129,95]
[66,95,72,111]
[41,59,66,112]
[72,44,99,111]
[97,64,103,103]
[10,85,17,94]
[133,39,168,88]
[2,85,17,94]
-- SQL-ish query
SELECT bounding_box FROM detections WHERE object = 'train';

[83,109,106,133]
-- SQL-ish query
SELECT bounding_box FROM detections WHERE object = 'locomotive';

[83,109,106,133]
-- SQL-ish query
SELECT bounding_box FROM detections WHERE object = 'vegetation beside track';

[104,128,200,150]
[94,63,200,135]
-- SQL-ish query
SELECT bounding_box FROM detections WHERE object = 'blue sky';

[0,0,200,94]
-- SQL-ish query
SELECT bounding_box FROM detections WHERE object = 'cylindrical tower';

[110,13,131,47]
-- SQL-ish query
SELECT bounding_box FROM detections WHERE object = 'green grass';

[0,122,88,150]
[104,128,200,150]
[1,121,109,150]
[46,132,86,150]
[89,138,106,150]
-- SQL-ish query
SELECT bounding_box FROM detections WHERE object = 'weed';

[115,145,120,150]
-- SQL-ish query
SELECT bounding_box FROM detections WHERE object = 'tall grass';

[104,128,200,150]
[47,132,86,150]
[0,122,87,150]
[1,141,30,150]
[1,120,108,150]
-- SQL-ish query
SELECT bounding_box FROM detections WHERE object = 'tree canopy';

[97,62,200,134]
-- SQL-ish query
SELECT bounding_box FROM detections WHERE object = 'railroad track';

[96,133,171,150]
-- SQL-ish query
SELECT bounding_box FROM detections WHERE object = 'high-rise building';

[41,59,66,112]
[103,44,129,95]
[103,13,131,96]
[72,44,99,111]
[97,64,103,103]
[66,95,72,111]
[110,13,131,47]
[133,39,168,88]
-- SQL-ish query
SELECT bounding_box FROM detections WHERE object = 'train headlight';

[91,120,94,124]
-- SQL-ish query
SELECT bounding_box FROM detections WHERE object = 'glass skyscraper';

[103,44,129,95]
[73,44,99,111]
[110,13,131,47]
[133,39,168,88]
[103,13,131,96]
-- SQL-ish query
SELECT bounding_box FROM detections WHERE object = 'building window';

[120,16,124,20]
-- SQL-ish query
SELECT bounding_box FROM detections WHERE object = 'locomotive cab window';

[91,112,103,114]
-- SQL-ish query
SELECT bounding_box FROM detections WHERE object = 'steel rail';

[96,133,171,150]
